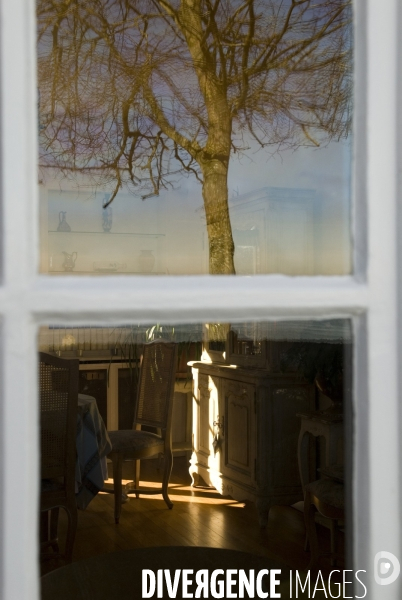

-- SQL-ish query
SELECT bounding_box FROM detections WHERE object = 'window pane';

[38,318,353,592]
[37,0,352,276]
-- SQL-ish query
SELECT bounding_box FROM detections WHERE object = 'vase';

[57,211,71,232]
[102,205,112,232]
[62,251,77,272]
[139,250,155,273]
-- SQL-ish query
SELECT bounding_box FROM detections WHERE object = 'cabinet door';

[221,379,256,486]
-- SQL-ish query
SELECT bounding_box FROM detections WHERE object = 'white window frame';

[0,1,400,598]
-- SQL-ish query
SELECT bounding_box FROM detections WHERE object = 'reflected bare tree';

[38,0,351,274]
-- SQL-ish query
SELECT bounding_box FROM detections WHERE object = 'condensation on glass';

[37,1,352,276]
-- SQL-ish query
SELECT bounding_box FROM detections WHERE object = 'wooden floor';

[41,456,344,577]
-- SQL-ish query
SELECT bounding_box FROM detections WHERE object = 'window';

[0,1,401,599]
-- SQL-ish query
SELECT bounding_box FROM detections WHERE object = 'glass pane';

[37,0,352,275]
[38,318,354,592]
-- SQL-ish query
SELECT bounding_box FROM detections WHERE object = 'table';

[40,394,112,551]
[76,394,112,509]
[41,547,290,600]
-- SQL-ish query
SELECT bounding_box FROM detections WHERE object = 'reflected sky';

[38,0,352,276]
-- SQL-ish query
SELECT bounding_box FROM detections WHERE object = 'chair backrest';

[39,353,79,484]
[134,340,178,434]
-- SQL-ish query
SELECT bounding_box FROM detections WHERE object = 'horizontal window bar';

[0,276,369,322]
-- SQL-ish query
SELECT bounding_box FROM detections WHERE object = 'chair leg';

[304,491,320,570]
[64,505,77,563]
[112,453,123,524]
[134,459,140,499]
[162,448,173,509]
[50,508,60,553]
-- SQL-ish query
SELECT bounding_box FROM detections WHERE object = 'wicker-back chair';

[39,352,79,563]
[108,340,178,524]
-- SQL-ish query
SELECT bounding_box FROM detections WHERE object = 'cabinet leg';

[256,498,271,529]
[190,471,209,488]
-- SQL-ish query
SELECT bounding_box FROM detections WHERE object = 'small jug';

[62,251,77,271]
[57,211,71,232]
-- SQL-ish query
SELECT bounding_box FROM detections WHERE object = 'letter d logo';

[374,551,401,586]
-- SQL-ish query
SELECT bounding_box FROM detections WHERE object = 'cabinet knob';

[213,416,224,434]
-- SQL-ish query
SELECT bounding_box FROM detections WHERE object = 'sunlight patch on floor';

[99,480,245,507]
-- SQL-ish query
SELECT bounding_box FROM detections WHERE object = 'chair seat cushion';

[305,478,344,509]
[108,430,164,454]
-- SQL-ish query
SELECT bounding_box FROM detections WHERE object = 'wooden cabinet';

[190,362,315,526]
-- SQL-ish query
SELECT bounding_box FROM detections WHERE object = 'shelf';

[48,230,165,237]
[48,350,128,361]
